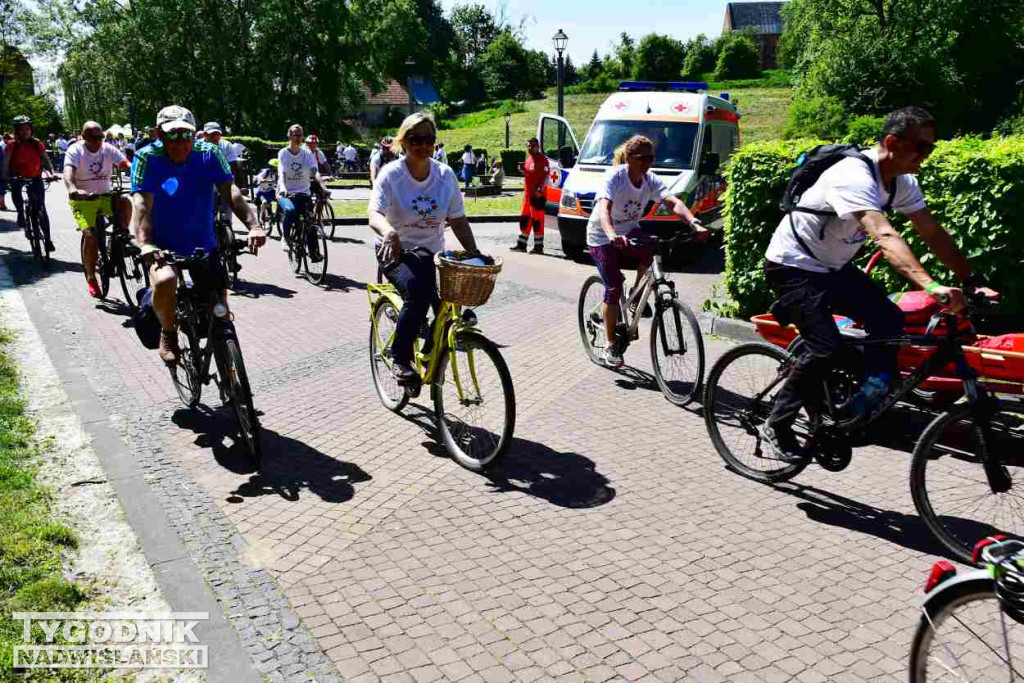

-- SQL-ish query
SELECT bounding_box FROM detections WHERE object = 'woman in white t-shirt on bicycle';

[368,113,480,386]
[587,134,707,367]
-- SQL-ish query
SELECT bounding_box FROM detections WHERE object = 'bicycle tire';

[82,223,111,298]
[911,402,1024,565]
[217,221,239,290]
[170,317,202,408]
[317,200,337,240]
[258,202,276,238]
[577,275,608,366]
[304,221,329,285]
[288,219,304,273]
[432,331,516,472]
[703,343,812,483]
[117,240,149,311]
[222,336,262,468]
[369,298,409,412]
[650,298,705,407]
[908,575,1024,682]
[27,208,42,262]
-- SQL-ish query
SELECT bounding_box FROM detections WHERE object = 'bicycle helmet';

[12,115,32,128]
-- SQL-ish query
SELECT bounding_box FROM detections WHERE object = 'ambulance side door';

[537,114,580,211]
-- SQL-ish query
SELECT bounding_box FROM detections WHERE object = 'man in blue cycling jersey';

[130,105,265,364]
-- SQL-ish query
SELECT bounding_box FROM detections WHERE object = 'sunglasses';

[913,141,936,155]
[165,130,194,141]
[407,134,436,146]
[85,134,104,142]
[288,132,303,138]
[630,154,655,162]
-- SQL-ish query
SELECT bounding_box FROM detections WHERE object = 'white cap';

[156,105,196,133]
[203,121,223,134]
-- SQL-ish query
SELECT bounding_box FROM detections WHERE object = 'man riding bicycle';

[304,134,330,202]
[276,124,322,251]
[64,120,132,297]
[1,115,56,252]
[131,105,265,364]
[761,106,998,462]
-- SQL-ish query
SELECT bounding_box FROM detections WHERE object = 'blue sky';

[439,0,735,66]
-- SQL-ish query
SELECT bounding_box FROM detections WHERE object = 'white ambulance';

[537,81,740,259]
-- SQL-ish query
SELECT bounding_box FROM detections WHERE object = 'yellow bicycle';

[367,252,515,471]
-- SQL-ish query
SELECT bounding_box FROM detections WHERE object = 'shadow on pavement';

[231,280,297,299]
[395,403,616,508]
[330,235,366,245]
[772,481,966,561]
[171,406,371,503]
[321,272,367,293]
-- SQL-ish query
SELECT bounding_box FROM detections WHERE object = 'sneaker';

[602,346,624,368]
[158,329,181,365]
[86,279,101,298]
[758,423,808,464]
[391,363,418,384]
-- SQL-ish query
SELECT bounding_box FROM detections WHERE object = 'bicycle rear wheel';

[170,319,202,408]
[369,298,409,412]
[221,336,262,468]
[258,203,276,238]
[117,242,149,311]
[704,343,812,483]
[27,210,43,262]
[432,332,515,472]
[82,224,111,298]
[578,275,608,365]
[317,200,337,240]
[288,221,304,273]
[303,221,329,284]
[911,402,1024,565]
[908,575,1024,682]
[650,298,704,406]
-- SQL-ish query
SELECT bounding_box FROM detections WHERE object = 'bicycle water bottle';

[851,372,891,415]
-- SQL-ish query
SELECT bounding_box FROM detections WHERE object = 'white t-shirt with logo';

[765,148,927,273]
[277,146,318,194]
[216,139,238,164]
[369,159,465,254]
[303,146,327,179]
[64,141,126,194]
[586,165,669,247]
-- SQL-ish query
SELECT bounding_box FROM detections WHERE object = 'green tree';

[584,49,603,81]
[614,32,635,79]
[449,3,500,68]
[780,0,1024,134]
[633,33,685,82]
[714,32,761,81]
[478,32,544,100]
[681,33,717,79]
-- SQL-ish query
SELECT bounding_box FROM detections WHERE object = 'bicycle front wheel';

[650,299,704,406]
[303,222,329,285]
[222,337,262,468]
[911,402,1024,564]
[317,200,337,240]
[432,332,515,472]
[170,320,202,408]
[117,244,149,311]
[578,275,608,366]
[369,298,409,412]
[908,575,1024,682]
[704,343,812,483]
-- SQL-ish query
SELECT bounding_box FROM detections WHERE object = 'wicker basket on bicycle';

[434,251,503,307]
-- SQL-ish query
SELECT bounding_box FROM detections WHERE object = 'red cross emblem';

[550,169,560,185]
[614,100,628,111]
[672,102,688,114]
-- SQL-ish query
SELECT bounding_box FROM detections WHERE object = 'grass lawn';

[0,329,87,681]
[333,193,523,219]
[432,87,793,155]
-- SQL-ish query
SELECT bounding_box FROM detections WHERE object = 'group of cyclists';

[0,103,1002,469]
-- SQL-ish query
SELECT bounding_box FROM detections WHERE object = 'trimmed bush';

[714,32,761,81]
[844,116,885,146]
[783,94,848,140]
[719,136,1024,320]
[500,150,527,175]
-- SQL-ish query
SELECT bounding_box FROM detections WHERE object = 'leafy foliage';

[681,34,717,80]
[714,32,761,81]
[633,34,685,82]
[720,136,1024,320]
[784,94,849,140]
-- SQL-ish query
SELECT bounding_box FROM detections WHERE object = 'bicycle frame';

[367,284,483,402]
[616,245,687,357]
[175,265,236,387]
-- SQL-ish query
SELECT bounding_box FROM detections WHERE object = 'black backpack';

[779,144,896,265]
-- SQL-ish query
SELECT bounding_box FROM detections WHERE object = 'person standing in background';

[511,137,550,254]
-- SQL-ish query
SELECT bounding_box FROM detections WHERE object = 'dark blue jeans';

[278,192,311,243]
[380,249,440,366]
[11,177,51,242]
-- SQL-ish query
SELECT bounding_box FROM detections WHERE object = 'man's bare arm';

[63,165,79,196]
[131,192,156,246]
[219,180,258,231]
[906,208,971,282]
[449,216,478,252]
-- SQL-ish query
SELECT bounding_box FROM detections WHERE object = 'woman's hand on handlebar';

[690,218,709,243]
[379,230,401,264]
[610,234,628,249]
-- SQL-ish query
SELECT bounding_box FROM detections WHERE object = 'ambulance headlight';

[560,191,578,210]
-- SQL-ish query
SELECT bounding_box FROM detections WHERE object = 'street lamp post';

[405,56,416,117]
[552,29,568,120]
[504,112,511,149]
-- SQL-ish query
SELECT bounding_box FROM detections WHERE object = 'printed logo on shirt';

[410,195,439,222]
[622,198,643,220]
[290,161,302,173]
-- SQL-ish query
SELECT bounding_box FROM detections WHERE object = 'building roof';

[361,78,441,107]
[725,2,786,35]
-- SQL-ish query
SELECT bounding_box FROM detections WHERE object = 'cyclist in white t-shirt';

[587,134,705,367]
[760,106,998,462]
[64,120,131,297]
[368,112,480,386]
[203,122,239,227]
[304,134,330,201]
[369,137,397,186]
[276,124,321,249]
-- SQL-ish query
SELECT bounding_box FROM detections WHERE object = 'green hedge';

[719,135,1024,320]
[500,150,527,175]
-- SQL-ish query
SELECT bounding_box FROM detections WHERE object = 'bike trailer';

[132,287,161,350]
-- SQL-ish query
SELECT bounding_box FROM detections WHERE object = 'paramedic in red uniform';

[512,137,550,254]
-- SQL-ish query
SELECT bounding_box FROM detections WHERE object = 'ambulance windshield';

[578,121,699,170]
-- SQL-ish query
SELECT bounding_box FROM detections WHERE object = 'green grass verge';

[431,87,792,156]
[333,193,523,219]
[0,328,91,682]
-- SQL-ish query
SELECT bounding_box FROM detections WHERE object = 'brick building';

[722,1,787,70]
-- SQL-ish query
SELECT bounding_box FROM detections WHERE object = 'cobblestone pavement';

[0,185,953,682]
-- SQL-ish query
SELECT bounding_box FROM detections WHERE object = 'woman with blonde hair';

[586,134,707,367]
[368,112,480,388]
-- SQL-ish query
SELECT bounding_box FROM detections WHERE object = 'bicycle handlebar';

[624,231,698,249]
